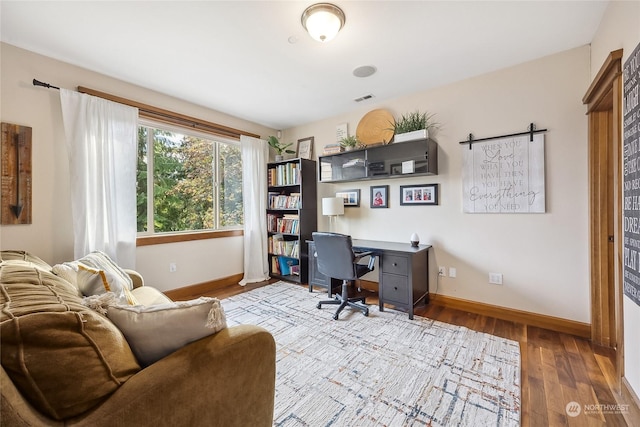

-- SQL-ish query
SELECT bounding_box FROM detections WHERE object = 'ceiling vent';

[354,94,374,102]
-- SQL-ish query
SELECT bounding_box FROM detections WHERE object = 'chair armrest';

[66,325,276,427]
[353,250,373,260]
[124,269,144,289]
[354,251,376,271]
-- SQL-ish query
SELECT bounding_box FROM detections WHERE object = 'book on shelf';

[268,235,299,257]
[268,216,298,234]
[266,214,278,233]
[320,164,333,181]
[271,256,281,275]
[342,158,366,168]
[268,162,300,186]
[323,143,344,155]
[284,214,300,234]
[268,192,301,209]
[267,215,299,234]
[278,256,299,276]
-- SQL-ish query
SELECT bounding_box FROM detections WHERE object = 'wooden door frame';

[582,49,623,379]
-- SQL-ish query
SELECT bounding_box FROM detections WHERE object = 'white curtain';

[59,89,138,269]
[239,135,270,285]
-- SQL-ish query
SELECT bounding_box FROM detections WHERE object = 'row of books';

[320,164,333,181]
[323,143,344,155]
[267,214,300,234]
[268,163,300,186]
[268,235,299,257]
[342,158,366,168]
[271,256,300,276]
[268,192,301,209]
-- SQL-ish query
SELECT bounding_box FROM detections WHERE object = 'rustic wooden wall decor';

[1,122,32,224]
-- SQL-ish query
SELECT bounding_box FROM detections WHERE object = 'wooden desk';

[307,239,431,320]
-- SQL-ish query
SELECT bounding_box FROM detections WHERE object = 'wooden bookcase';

[267,158,317,284]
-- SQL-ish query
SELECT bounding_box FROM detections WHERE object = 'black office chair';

[312,232,376,320]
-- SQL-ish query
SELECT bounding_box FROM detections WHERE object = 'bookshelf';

[267,158,317,283]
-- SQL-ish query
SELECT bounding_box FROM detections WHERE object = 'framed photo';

[296,136,314,160]
[370,185,389,208]
[400,184,438,206]
[336,189,360,207]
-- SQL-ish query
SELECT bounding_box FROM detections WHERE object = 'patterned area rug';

[223,281,520,426]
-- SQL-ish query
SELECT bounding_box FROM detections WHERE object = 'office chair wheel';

[317,302,322,309]
[364,309,369,317]
[333,313,339,320]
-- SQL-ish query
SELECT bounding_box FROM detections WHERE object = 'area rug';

[223,281,520,426]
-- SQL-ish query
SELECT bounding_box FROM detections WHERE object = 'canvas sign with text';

[462,134,545,213]
[623,41,640,307]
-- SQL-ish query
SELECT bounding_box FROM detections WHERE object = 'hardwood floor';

[179,280,640,427]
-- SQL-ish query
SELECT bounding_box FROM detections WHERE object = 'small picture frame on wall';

[400,184,438,205]
[336,189,360,207]
[370,185,389,208]
[296,136,314,160]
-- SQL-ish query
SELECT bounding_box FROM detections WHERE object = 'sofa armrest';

[124,269,144,289]
[66,325,276,426]
[124,269,173,305]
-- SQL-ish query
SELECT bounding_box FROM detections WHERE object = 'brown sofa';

[1,251,276,426]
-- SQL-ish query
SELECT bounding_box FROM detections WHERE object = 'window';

[137,122,243,235]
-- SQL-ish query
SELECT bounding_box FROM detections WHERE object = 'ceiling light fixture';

[301,3,345,43]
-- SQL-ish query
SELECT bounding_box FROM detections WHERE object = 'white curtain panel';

[239,135,270,285]
[59,89,138,269]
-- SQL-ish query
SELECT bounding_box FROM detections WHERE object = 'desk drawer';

[381,273,409,305]
[381,255,408,276]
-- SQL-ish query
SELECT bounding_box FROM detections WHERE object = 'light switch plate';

[489,272,503,285]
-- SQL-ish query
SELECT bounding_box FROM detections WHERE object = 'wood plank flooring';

[181,280,639,427]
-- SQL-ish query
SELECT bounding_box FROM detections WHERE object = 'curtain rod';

[32,78,260,139]
[33,79,60,90]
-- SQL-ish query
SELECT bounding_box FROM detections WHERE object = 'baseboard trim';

[429,293,591,338]
[621,377,640,424]
[166,277,591,338]
[164,273,244,301]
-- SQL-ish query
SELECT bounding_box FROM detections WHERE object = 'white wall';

[284,45,591,323]
[590,0,640,405]
[0,43,276,291]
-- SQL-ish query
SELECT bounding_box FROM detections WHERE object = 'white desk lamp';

[322,197,344,232]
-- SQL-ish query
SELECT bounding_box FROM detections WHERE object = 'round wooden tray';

[356,109,395,145]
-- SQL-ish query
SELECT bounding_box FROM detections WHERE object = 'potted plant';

[390,111,438,143]
[268,136,295,161]
[339,135,360,151]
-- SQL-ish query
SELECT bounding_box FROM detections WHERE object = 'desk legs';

[378,296,428,320]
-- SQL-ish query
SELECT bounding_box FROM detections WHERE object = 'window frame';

[136,119,244,245]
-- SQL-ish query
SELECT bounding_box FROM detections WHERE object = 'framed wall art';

[1,122,32,224]
[296,136,314,160]
[336,189,360,207]
[370,185,388,208]
[400,184,438,206]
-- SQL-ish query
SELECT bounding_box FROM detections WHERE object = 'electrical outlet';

[489,272,503,285]
[449,267,457,278]
[169,262,177,273]
[438,266,445,276]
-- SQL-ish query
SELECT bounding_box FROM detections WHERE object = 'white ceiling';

[1,1,609,130]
